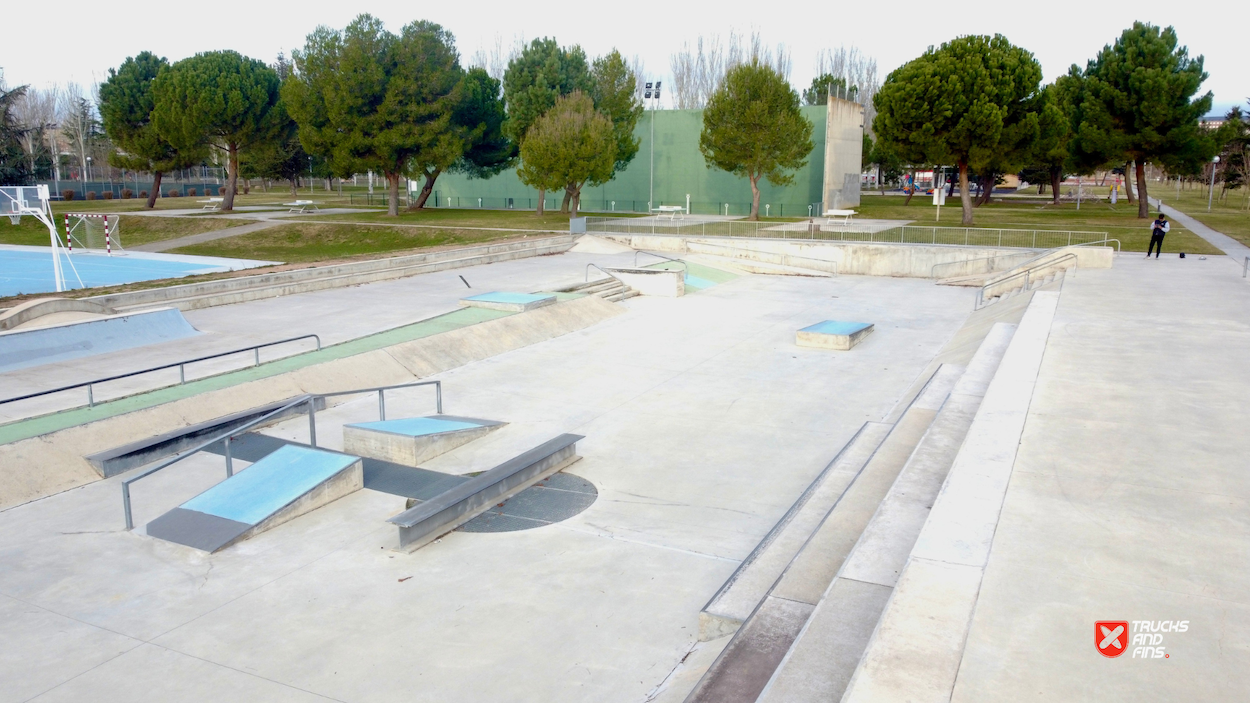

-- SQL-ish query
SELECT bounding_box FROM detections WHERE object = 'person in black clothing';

[1147,214,1170,258]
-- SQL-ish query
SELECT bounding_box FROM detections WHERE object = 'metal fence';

[583,217,1109,250]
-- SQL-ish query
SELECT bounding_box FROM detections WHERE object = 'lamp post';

[645,81,661,213]
[1208,155,1221,212]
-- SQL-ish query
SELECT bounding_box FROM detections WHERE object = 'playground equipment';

[1,185,82,292]
[63,213,126,255]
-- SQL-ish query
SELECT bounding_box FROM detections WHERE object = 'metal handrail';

[975,253,1077,309]
[634,251,689,272]
[931,239,1120,280]
[931,251,1038,279]
[120,379,442,530]
[1,334,322,410]
[585,263,612,282]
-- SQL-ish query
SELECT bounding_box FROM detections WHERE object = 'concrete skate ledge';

[389,433,582,552]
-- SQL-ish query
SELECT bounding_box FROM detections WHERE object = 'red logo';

[1096,621,1129,657]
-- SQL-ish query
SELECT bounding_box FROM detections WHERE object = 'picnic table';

[651,205,685,221]
[823,209,857,225]
[198,197,223,211]
[285,200,321,214]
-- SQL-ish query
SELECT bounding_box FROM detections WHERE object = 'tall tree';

[284,15,470,216]
[803,74,849,105]
[502,37,592,214]
[152,51,283,211]
[1079,22,1214,217]
[58,84,100,187]
[449,67,515,181]
[873,34,1044,225]
[1212,106,1248,196]
[0,79,32,185]
[516,92,616,217]
[699,61,814,221]
[99,52,202,208]
[590,50,643,180]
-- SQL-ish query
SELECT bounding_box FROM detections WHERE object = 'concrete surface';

[460,291,557,312]
[0,307,199,373]
[603,267,685,297]
[948,253,1250,701]
[0,268,973,702]
[342,416,503,468]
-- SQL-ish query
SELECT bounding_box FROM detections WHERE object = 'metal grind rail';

[931,239,1120,280]
[121,379,442,529]
[975,253,1077,309]
[634,251,689,272]
[0,334,321,411]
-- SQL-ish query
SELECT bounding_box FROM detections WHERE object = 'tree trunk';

[570,184,582,217]
[386,172,400,216]
[560,187,573,214]
[958,161,974,225]
[976,173,995,207]
[1135,160,1149,218]
[223,144,238,211]
[1050,167,1062,205]
[1123,162,1135,204]
[536,188,545,216]
[411,168,441,210]
[749,176,761,220]
[290,178,298,196]
[146,171,162,209]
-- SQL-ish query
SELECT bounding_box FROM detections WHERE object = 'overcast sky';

[1,1,1242,115]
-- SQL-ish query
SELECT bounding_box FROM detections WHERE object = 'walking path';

[1150,196,1250,266]
[131,220,282,252]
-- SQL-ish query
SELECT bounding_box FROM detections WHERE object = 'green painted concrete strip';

[0,306,513,446]
[647,260,740,285]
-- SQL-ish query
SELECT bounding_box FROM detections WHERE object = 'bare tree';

[14,85,58,175]
[58,83,98,182]
[470,34,526,82]
[813,46,880,133]
[670,30,792,110]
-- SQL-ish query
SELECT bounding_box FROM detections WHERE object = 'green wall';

[423,106,827,217]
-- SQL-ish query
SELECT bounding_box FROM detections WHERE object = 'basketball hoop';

[7,214,19,225]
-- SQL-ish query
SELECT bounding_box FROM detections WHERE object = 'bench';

[823,209,856,225]
[198,197,223,211]
[652,205,685,221]
[286,200,320,214]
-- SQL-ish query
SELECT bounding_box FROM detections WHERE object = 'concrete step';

[683,365,964,703]
[604,289,639,302]
[575,279,622,295]
[838,296,1056,703]
[146,443,363,552]
[756,323,1016,703]
[699,422,894,641]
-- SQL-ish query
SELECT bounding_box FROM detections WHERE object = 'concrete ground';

[951,252,1250,699]
[0,249,641,422]
[0,269,974,702]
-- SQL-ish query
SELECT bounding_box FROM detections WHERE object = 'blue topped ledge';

[146,444,363,552]
[343,414,505,467]
[459,291,556,312]
[797,320,875,350]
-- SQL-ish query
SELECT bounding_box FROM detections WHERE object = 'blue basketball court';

[0,245,278,297]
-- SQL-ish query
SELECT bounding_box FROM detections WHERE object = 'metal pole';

[648,99,654,214]
[435,382,443,413]
[254,347,260,366]
[308,400,317,447]
[123,483,133,530]
[378,390,386,420]
[179,364,185,384]
[1243,256,1248,278]
[87,384,93,407]
[1208,158,1220,212]
[225,436,234,477]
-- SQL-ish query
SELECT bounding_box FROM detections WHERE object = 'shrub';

[139,190,148,198]
[187,187,197,197]
[102,191,114,200]
[61,189,75,201]
[121,189,133,199]
[168,189,181,198]
[217,186,226,196]
[85,191,97,200]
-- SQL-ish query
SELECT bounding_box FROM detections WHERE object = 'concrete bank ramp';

[343,415,505,466]
[146,444,363,552]
[0,306,198,373]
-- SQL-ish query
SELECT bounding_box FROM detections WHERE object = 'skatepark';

[1,203,1248,702]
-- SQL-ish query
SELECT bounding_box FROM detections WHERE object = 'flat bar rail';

[0,334,321,410]
[120,379,441,529]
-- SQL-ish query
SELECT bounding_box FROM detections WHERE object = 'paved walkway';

[1151,196,1250,266]
[951,253,1250,699]
[131,219,282,252]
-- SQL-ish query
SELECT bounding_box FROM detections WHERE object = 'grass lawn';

[0,214,239,247]
[169,221,550,263]
[311,207,640,231]
[1156,187,1250,247]
[852,195,1222,254]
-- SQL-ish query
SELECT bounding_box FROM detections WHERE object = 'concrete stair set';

[144,411,581,554]
[563,277,640,302]
[685,320,1022,703]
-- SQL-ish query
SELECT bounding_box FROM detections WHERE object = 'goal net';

[64,213,126,255]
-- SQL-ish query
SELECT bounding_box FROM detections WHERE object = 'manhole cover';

[458,473,597,533]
